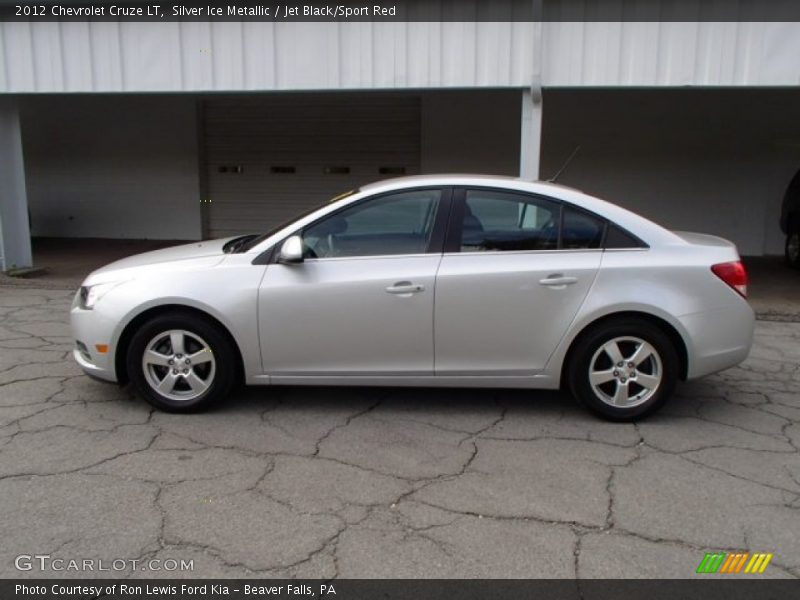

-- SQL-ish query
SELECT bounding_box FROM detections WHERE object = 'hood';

[83,237,237,285]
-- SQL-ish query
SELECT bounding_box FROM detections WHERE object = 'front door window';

[302,189,441,258]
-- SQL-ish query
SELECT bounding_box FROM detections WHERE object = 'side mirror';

[278,235,304,264]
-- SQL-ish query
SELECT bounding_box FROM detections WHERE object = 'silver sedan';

[70,175,754,420]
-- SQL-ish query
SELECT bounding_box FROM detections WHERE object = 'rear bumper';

[680,302,755,379]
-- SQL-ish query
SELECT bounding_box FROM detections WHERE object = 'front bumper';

[72,348,117,382]
[70,292,118,383]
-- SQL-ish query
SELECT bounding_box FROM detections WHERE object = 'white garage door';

[203,94,421,239]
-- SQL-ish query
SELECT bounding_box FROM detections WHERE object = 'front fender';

[99,261,265,381]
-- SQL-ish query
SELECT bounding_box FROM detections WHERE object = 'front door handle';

[539,274,578,287]
[385,281,425,294]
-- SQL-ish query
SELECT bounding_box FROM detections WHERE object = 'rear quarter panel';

[545,244,754,380]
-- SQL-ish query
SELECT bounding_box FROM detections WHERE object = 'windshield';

[233,189,357,253]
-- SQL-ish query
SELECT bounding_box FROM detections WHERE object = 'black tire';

[567,318,679,421]
[785,229,800,269]
[126,311,238,412]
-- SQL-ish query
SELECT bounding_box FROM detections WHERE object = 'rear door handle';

[386,281,425,294]
[539,274,578,287]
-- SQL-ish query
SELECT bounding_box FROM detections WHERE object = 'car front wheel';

[126,312,237,412]
[568,319,679,421]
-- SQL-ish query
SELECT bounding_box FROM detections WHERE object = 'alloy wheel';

[141,329,216,401]
[588,336,663,408]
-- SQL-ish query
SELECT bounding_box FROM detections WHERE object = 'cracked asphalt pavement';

[1,285,799,579]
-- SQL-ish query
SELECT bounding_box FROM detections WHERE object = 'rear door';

[434,188,603,375]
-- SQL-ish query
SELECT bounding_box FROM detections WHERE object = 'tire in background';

[785,230,800,269]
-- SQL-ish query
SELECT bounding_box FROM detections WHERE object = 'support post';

[519,86,543,180]
[0,97,33,271]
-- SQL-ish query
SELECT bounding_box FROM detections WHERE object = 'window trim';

[445,186,648,254]
[261,186,453,264]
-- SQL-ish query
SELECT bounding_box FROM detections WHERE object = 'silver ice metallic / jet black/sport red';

[71,175,754,420]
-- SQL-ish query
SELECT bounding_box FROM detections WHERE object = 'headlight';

[78,282,124,310]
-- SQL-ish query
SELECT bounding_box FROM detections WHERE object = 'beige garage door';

[203,94,421,239]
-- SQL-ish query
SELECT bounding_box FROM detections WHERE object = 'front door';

[259,188,448,376]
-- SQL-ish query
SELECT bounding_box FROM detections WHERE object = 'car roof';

[359,174,582,195]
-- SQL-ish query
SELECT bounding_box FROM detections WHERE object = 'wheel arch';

[560,310,689,388]
[114,304,245,386]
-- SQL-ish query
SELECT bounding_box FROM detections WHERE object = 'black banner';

[3,579,800,600]
[3,0,800,22]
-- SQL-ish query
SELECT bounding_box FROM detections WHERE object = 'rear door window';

[561,206,605,249]
[460,190,561,252]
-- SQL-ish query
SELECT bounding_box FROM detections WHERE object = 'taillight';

[711,261,748,298]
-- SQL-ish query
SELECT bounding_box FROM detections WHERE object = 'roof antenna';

[548,145,581,183]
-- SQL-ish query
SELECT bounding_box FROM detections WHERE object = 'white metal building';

[2,10,800,269]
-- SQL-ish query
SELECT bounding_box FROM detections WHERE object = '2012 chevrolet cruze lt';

[70,175,754,420]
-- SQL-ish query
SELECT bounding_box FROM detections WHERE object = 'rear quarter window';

[604,224,647,249]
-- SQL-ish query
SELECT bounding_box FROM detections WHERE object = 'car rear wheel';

[127,312,237,412]
[568,319,679,421]
[786,230,800,269]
